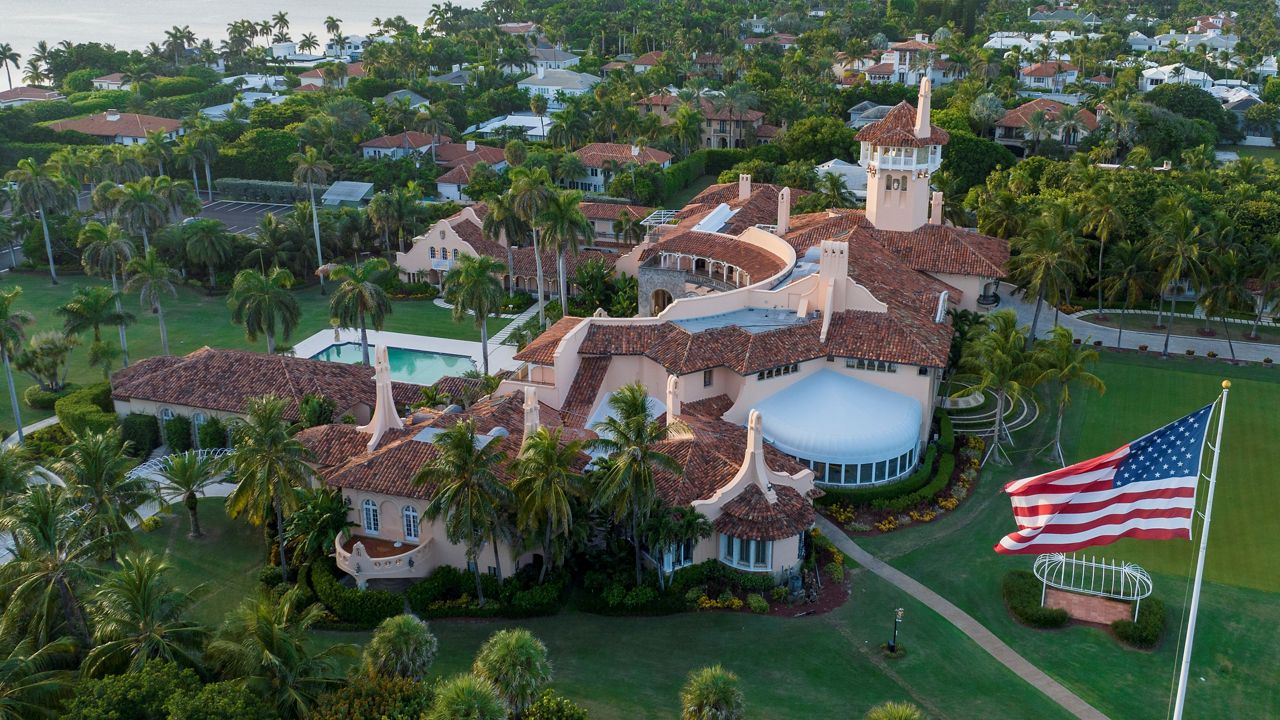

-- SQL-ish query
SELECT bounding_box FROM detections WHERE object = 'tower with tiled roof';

[856,77,949,233]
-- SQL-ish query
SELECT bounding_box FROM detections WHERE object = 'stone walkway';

[489,303,540,348]
[815,516,1109,720]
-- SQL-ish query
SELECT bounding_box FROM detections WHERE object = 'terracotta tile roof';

[579,202,654,221]
[431,375,487,404]
[864,62,896,75]
[49,112,181,139]
[674,182,808,235]
[295,424,412,466]
[0,87,64,102]
[560,356,609,427]
[94,73,128,83]
[509,247,616,281]
[632,51,665,66]
[432,143,506,168]
[649,230,786,281]
[653,415,806,506]
[110,347,421,421]
[639,95,766,123]
[359,131,450,149]
[435,164,473,185]
[714,484,815,540]
[682,394,733,419]
[574,142,672,168]
[1021,61,1078,77]
[601,61,628,71]
[755,123,780,139]
[498,21,538,33]
[889,39,937,51]
[996,98,1098,131]
[514,316,584,364]
[1089,75,1113,84]
[693,54,724,65]
[300,62,366,79]
[855,102,949,148]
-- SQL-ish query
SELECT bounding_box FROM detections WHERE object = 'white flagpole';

[1172,380,1230,720]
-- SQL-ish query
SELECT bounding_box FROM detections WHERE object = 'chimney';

[630,144,640,156]
[745,410,779,502]
[913,77,932,139]
[106,109,121,121]
[522,386,540,438]
[930,191,944,225]
[776,187,791,235]
[452,63,461,72]
[466,139,476,151]
[355,346,405,452]
[665,375,681,424]
[537,65,546,79]
[738,173,751,201]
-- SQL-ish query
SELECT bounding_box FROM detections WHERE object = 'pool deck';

[292,328,520,380]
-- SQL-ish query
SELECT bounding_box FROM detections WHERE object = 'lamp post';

[889,607,904,653]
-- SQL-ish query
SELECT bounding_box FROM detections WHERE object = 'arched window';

[362,499,380,534]
[430,247,437,259]
[193,412,206,427]
[451,248,459,260]
[403,505,420,542]
[160,408,175,421]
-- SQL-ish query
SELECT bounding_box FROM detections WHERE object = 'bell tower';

[857,77,948,233]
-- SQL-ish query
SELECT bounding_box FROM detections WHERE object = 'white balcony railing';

[335,535,433,580]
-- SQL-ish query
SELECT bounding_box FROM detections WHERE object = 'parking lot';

[197,200,293,236]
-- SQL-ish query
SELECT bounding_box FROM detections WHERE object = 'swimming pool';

[310,343,475,385]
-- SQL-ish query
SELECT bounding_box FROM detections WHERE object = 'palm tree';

[298,33,320,54]
[183,218,233,290]
[613,212,646,245]
[283,487,352,564]
[0,446,33,552]
[290,148,332,293]
[0,637,75,720]
[1078,186,1126,317]
[56,429,150,562]
[187,128,222,203]
[1198,249,1253,361]
[1030,326,1105,466]
[153,175,200,223]
[225,395,316,581]
[530,93,549,140]
[472,629,552,715]
[0,289,33,443]
[155,451,221,539]
[955,310,1035,465]
[1007,202,1086,347]
[444,254,507,375]
[227,267,301,354]
[110,177,167,252]
[1148,202,1208,357]
[481,193,527,288]
[5,159,73,284]
[362,614,438,681]
[538,190,593,307]
[865,701,926,720]
[590,382,685,584]
[426,674,507,720]
[512,427,584,582]
[509,167,555,327]
[416,419,512,603]
[125,249,180,355]
[415,105,456,164]
[718,81,758,149]
[326,258,392,366]
[209,588,353,719]
[56,285,132,344]
[324,16,344,47]
[1098,239,1155,349]
[680,665,745,720]
[82,552,207,677]
[0,44,20,91]
[78,222,136,366]
[1246,235,1280,339]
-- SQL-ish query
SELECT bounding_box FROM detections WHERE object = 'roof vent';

[442,404,462,414]
[490,426,510,437]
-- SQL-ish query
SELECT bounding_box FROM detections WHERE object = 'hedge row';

[164,416,193,453]
[404,564,563,619]
[1112,598,1165,648]
[871,453,955,513]
[308,560,403,628]
[119,414,161,458]
[1002,571,1069,629]
[24,384,77,410]
[54,382,115,436]
[213,178,330,204]
[938,412,955,453]
[816,445,938,507]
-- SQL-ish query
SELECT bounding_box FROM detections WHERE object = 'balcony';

[335,534,432,584]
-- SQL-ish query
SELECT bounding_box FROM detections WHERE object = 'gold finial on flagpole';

[1222,380,1231,390]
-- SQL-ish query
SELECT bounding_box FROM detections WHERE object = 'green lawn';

[0,272,509,435]
[1223,145,1280,161]
[664,175,718,209]
[858,351,1280,719]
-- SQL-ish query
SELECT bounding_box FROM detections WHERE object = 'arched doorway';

[652,289,673,314]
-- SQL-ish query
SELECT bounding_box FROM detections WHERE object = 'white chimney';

[466,139,476,151]
[105,109,121,121]
[630,144,640,156]
[452,63,462,72]
[355,346,405,452]
[665,375,681,425]
[537,65,546,79]
[522,386,540,438]
[929,191,944,225]
[738,173,752,201]
[776,187,791,235]
[914,77,932,139]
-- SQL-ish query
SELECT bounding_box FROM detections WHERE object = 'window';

[430,247,437,259]
[193,412,206,427]
[757,362,799,381]
[703,369,713,387]
[666,540,695,571]
[403,506,420,542]
[451,248,459,260]
[720,534,772,571]
[846,358,897,373]
[160,408,174,421]
[362,499,380,534]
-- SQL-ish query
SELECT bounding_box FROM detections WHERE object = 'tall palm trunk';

[1162,308,1174,357]
[491,532,503,582]
[266,329,276,354]
[274,498,289,582]
[1026,287,1045,349]
[112,271,129,367]
[539,521,552,584]
[202,160,214,202]
[1116,307,1125,349]
[141,227,150,252]
[186,493,203,538]
[156,301,170,355]
[471,547,486,604]
[631,512,642,586]
[1096,244,1105,315]
[3,347,23,443]
[1222,317,1236,360]
[190,165,201,199]
[207,262,216,290]
[358,311,370,365]
[533,229,546,327]
[557,252,569,309]
[38,204,58,284]
[480,315,490,375]
[56,576,90,646]
[308,182,326,295]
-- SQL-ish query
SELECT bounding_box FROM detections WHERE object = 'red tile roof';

[560,356,610,427]
[1021,61,1078,77]
[649,230,787,282]
[864,62,896,76]
[579,202,654,221]
[574,142,672,168]
[432,142,506,168]
[855,102,950,148]
[0,86,64,102]
[714,484,815,540]
[996,98,1097,132]
[632,51,665,67]
[300,62,366,79]
[889,39,937,51]
[514,316,584,364]
[435,164,473,185]
[48,112,181,139]
[653,415,806,506]
[359,131,449,149]
[93,73,128,83]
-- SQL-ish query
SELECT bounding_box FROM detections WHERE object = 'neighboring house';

[1141,64,1213,92]
[743,15,771,33]
[1189,13,1235,33]
[815,158,868,200]
[1128,32,1158,53]
[984,30,1097,52]
[630,51,665,73]
[470,113,551,142]
[994,98,1098,152]
[221,74,287,91]
[376,89,431,110]
[691,53,725,76]
[92,73,130,90]
[579,202,655,241]
[326,35,369,59]
[567,143,673,193]
[1020,61,1079,93]
[321,181,376,208]
[1028,7,1103,26]
[497,21,539,36]
[517,67,601,108]
[1149,32,1238,53]
[636,94,781,149]
[360,131,452,160]
[428,65,473,87]
[432,141,508,202]
[267,42,325,64]
[743,33,798,51]
[530,46,580,71]
[847,102,893,129]
[0,86,64,108]
[863,36,963,87]
[298,61,367,89]
[199,92,285,121]
[48,110,182,145]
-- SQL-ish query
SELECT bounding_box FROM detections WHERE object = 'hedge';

[54,382,115,436]
[871,453,955,513]
[119,413,161,458]
[308,560,403,628]
[667,559,778,597]
[937,412,955,453]
[164,415,193,452]
[405,564,564,619]
[1112,598,1165,648]
[196,416,228,450]
[213,178,330,203]
[1002,570,1069,628]
[24,384,77,410]
[816,445,937,507]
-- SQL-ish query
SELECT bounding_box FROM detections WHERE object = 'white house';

[1020,61,1079,93]
[1141,64,1213,93]
[221,74,287,91]
[92,73,130,91]
[815,158,868,201]
[530,46,580,71]
[199,92,285,121]
[47,110,183,145]
[377,89,431,110]
[862,35,963,87]
[0,86,64,108]
[567,143,672,193]
[470,113,551,142]
[517,67,601,109]
[326,35,370,59]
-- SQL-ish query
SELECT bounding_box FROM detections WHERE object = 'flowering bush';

[874,516,899,533]
[770,586,787,601]
[938,497,959,511]
[140,515,163,532]
[697,593,744,610]
[896,514,913,527]
[908,510,937,523]
[827,502,857,525]
[950,485,969,501]
[825,561,845,583]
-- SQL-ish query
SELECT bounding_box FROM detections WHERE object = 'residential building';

[221,74,287,91]
[994,98,1098,153]
[636,94,781,149]
[298,61,367,90]
[579,202,655,242]
[847,102,893,129]
[517,67,601,109]
[376,89,431,110]
[1141,64,1213,93]
[48,110,182,145]
[1188,13,1235,33]
[360,131,452,160]
[743,15,771,34]
[815,158,868,200]
[470,113,551,142]
[691,53,725,76]
[984,31,1099,52]
[431,141,509,202]
[630,51,665,73]
[428,65,473,87]
[862,36,963,87]
[326,34,370,59]
[1020,61,1079,93]
[530,46,580,71]
[0,86,64,108]
[744,33,798,51]
[1028,7,1103,26]
[92,73,130,91]
[199,92,285,121]
[497,21,539,36]
[568,143,673,193]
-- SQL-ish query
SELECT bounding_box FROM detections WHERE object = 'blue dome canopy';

[751,369,921,466]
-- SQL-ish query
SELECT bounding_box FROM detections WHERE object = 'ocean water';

[2,0,481,83]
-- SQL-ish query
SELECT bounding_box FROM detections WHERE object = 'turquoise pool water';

[310,343,475,385]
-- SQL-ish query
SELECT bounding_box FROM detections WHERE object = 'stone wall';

[1044,588,1133,625]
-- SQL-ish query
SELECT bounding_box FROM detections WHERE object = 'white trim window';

[664,540,695,572]
[160,408,175,421]
[362,499,380,534]
[402,505,420,542]
[720,534,772,571]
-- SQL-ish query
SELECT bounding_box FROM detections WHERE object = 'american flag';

[995,404,1216,555]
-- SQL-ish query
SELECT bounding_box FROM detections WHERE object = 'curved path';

[815,516,1109,720]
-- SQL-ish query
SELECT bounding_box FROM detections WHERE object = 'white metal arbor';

[1033,552,1153,621]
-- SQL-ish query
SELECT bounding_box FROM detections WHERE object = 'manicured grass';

[664,175,718,209]
[1081,313,1280,347]
[858,350,1280,719]
[0,272,509,435]
[130,497,265,626]
[1223,145,1280,161]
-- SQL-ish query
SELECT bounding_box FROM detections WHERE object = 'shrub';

[311,675,434,720]
[668,559,777,597]
[309,560,403,627]
[825,561,845,583]
[64,660,200,720]
[54,382,115,436]
[214,178,329,203]
[165,681,276,720]
[871,454,955,514]
[164,415,193,452]
[21,422,73,464]
[119,413,161,457]
[816,445,938,507]
[1112,598,1165,649]
[624,585,657,608]
[257,566,284,588]
[747,593,769,613]
[770,586,787,602]
[140,515,162,532]
[196,416,227,449]
[524,689,590,720]
[1186,349,1195,356]
[1139,344,1149,351]
[1206,350,1218,358]
[1266,357,1274,364]
[23,383,76,409]
[1002,571,1068,628]
[937,411,954,453]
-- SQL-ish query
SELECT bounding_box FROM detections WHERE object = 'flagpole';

[1172,380,1230,720]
